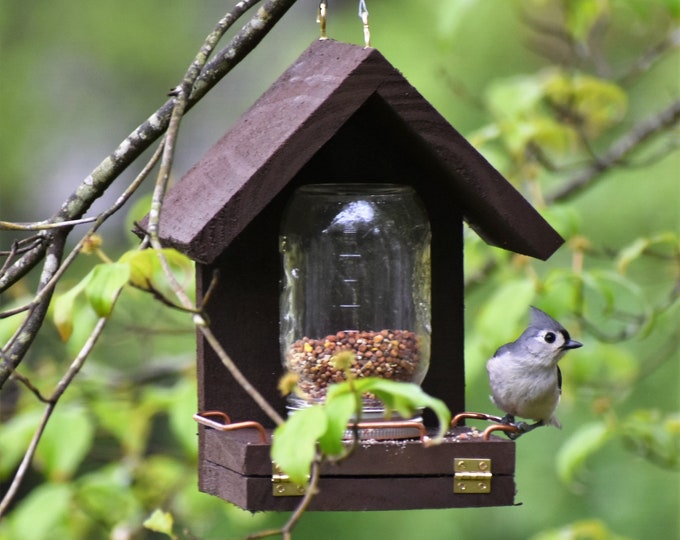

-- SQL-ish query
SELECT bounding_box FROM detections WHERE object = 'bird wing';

[557,365,562,393]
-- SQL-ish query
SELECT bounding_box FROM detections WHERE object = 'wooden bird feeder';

[155,39,564,511]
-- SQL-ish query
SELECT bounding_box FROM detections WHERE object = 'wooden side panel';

[198,429,516,511]
[202,429,515,476]
[196,199,287,427]
[201,461,516,511]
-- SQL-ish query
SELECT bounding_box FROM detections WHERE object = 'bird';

[486,306,582,438]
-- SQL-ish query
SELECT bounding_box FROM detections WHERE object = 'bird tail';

[548,415,562,429]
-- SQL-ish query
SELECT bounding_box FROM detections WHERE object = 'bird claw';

[504,420,545,440]
[451,412,546,440]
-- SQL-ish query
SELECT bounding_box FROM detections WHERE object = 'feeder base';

[198,426,516,511]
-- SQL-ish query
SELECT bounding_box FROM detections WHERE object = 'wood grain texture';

[198,428,516,511]
[157,38,558,509]
[202,428,515,476]
[158,39,563,264]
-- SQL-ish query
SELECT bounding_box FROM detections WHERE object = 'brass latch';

[272,464,308,497]
[454,458,492,494]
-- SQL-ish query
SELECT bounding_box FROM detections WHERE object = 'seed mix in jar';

[287,329,421,400]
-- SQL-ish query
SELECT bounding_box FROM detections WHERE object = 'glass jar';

[280,183,431,420]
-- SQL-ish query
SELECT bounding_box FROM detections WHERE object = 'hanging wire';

[317,1,328,40]
[358,0,370,47]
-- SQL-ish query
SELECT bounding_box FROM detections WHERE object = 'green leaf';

[660,0,680,18]
[620,409,680,469]
[167,378,200,458]
[271,406,328,485]
[465,278,537,384]
[353,379,451,443]
[143,509,175,537]
[566,343,639,393]
[485,74,545,121]
[617,232,679,274]
[6,483,72,540]
[75,464,143,527]
[37,405,95,481]
[531,518,631,540]
[52,272,93,341]
[119,248,193,292]
[272,379,452,484]
[475,278,536,347]
[317,389,357,457]
[545,71,627,135]
[85,262,130,317]
[616,237,650,275]
[564,0,610,43]
[136,455,187,506]
[557,421,612,487]
[539,204,582,241]
[0,409,43,477]
[0,296,30,344]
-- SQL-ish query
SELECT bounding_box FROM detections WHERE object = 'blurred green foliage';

[1,0,679,539]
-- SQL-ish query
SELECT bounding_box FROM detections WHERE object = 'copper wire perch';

[451,412,522,441]
[193,410,269,444]
[194,411,430,445]
[351,420,430,444]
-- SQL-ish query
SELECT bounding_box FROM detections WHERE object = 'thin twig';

[9,371,51,403]
[0,0,299,392]
[0,217,97,232]
[546,99,680,203]
[0,316,110,518]
[197,318,285,426]
[0,0,298,294]
[619,27,680,86]
[246,459,322,539]
[0,143,164,387]
[142,1,288,427]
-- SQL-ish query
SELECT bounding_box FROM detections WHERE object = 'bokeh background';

[1,1,678,539]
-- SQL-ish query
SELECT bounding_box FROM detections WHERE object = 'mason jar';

[280,183,431,422]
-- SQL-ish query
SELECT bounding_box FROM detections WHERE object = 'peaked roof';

[157,39,563,264]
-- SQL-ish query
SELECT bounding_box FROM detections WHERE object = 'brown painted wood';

[202,428,515,476]
[198,428,516,511]
[148,38,565,510]
[157,39,563,264]
[193,96,468,427]
[201,461,516,511]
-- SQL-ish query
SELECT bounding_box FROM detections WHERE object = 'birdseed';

[287,329,421,400]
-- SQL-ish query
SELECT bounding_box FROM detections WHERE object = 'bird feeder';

[155,39,564,511]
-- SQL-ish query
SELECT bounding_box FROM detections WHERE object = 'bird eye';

[544,332,556,343]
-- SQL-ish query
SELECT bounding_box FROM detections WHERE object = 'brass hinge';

[272,464,308,497]
[453,458,492,494]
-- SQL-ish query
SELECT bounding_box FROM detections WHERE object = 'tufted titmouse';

[486,306,582,437]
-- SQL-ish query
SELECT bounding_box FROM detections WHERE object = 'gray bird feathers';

[486,306,582,432]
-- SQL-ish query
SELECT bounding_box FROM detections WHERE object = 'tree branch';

[0,143,164,387]
[0,0,299,390]
[546,99,680,203]
[0,316,110,518]
[0,0,298,293]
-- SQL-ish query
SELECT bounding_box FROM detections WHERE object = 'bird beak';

[564,339,582,350]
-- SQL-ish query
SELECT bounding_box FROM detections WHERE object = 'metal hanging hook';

[358,0,370,48]
[317,1,328,40]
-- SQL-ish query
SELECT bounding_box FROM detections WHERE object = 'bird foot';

[450,412,546,440]
[504,420,545,440]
